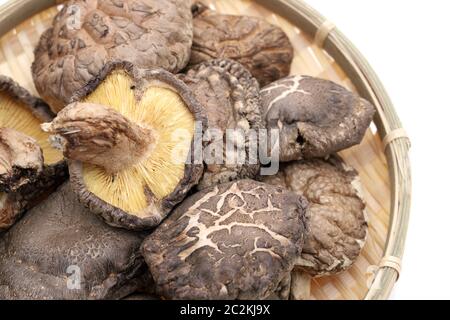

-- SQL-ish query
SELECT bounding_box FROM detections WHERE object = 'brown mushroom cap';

[141,179,309,300]
[32,0,193,113]
[261,76,376,162]
[42,61,206,230]
[181,59,263,190]
[0,76,66,231]
[189,5,293,87]
[0,183,148,300]
[262,155,368,277]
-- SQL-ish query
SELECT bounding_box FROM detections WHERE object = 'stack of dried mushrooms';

[0,0,375,300]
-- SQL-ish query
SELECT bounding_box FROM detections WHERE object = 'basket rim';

[0,0,412,300]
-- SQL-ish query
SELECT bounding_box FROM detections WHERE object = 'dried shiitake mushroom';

[42,62,205,230]
[261,76,376,162]
[0,76,66,231]
[189,3,293,87]
[0,183,148,300]
[32,0,193,113]
[262,156,368,299]
[181,59,263,190]
[141,179,309,300]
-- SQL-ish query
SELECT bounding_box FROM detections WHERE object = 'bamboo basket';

[0,0,411,300]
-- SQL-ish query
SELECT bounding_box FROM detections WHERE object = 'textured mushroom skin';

[68,61,206,231]
[0,183,147,300]
[32,0,193,112]
[262,156,368,276]
[181,59,263,190]
[0,128,43,192]
[190,6,293,86]
[260,76,376,162]
[142,179,309,300]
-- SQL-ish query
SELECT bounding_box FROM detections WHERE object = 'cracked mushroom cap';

[32,0,193,113]
[260,76,376,162]
[0,183,149,300]
[0,77,66,231]
[189,3,293,87]
[42,62,206,230]
[181,59,263,190]
[262,155,368,277]
[141,179,309,300]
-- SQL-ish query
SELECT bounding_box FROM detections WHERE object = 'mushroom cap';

[260,76,376,162]
[141,179,309,300]
[64,61,206,230]
[0,76,64,167]
[32,0,193,113]
[0,77,67,231]
[190,7,293,87]
[181,59,263,190]
[0,183,148,300]
[262,156,368,276]
[0,75,54,123]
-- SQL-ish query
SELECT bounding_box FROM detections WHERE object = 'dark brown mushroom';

[189,3,293,87]
[32,0,193,113]
[42,61,206,230]
[123,293,160,300]
[0,183,148,300]
[0,76,66,231]
[141,179,309,300]
[262,155,368,299]
[260,76,376,162]
[180,59,263,190]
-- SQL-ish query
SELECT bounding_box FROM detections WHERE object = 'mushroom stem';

[41,102,155,174]
[0,128,44,192]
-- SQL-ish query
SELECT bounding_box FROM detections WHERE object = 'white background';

[0,0,449,300]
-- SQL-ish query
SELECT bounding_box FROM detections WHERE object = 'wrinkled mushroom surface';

[181,59,263,190]
[189,5,293,86]
[142,179,309,300]
[42,61,206,230]
[32,0,193,112]
[260,76,375,162]
[0,76,66,231]
[262,156,368,276]
[0,183,147,300]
